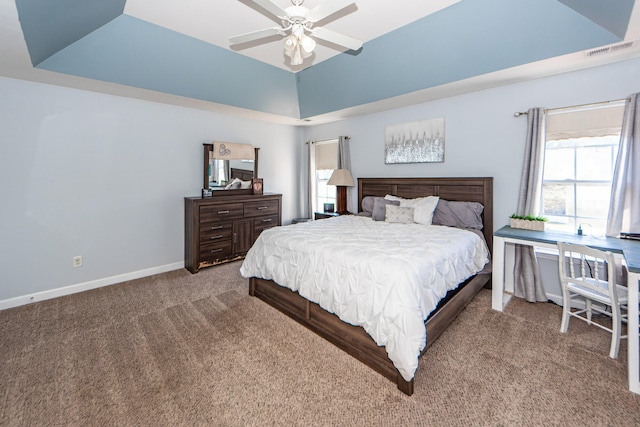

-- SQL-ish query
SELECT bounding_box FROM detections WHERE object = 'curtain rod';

[306,136,351,144]
[513,98,626,117]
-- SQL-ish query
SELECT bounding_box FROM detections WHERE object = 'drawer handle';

[210,235,223,240]
[217,210,230,214]
[262,219,272,223]
[210,225,223,230]
[210,248,223,253]
[257,206,268,210]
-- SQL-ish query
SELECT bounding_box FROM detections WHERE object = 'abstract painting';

[384,118,445,164]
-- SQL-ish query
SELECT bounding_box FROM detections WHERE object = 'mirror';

[203,143,259,193]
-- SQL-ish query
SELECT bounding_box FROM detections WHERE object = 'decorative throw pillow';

[398,196,440,225]
[372,198,400,221]
[385,205,415,224]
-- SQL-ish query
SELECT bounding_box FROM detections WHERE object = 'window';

[313,139,338,212]
[541,103,625,236]
[315,169,336,209]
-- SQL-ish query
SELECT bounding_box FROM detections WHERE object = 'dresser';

[184,193,282,273]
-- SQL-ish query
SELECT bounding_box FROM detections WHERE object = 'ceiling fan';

[229,0,363,66]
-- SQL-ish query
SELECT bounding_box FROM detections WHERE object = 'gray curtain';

[606,92,640,237]
[307,141,317,217]
[514,107,548,302]
[337,136,353,213]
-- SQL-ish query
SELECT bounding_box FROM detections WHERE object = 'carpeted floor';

[1,261,639,426]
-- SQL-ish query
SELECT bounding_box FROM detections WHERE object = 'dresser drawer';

[200,203,244,223]
[199,222,233,244]
[244,200,279,218]
[254,215,279,234]
[200,240,233,261]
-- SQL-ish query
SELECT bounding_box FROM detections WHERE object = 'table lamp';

[327,169,354,214]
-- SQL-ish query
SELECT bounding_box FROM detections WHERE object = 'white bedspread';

[240,215,489,381]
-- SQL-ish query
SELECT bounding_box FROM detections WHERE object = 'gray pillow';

[432,199,484,230]
[372,198,400,221]
[361,196,380,215]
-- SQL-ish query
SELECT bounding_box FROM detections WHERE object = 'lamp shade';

[327,169,354,187]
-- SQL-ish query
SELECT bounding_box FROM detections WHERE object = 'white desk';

[492,226,640,395]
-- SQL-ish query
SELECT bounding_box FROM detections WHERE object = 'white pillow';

[224,177,242,189]
[384,194,404,202]
[399,196,440,225]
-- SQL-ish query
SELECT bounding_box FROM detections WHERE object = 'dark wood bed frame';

[249,177,493,395]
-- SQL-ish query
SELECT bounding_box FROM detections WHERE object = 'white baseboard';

[0,262,184,311]
[545,292,563,307]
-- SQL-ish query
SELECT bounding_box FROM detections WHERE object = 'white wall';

[2,58,639,308]
[303,58,640,233]
[0,76,302,305]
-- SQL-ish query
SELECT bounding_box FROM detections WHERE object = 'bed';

[240,177,493,395]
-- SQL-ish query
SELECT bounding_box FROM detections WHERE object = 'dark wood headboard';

[357,177,493,254]
[230,168,254,181]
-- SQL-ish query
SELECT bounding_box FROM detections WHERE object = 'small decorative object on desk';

[323,203,334,213]
[251,178,263,195]
[202,188,212,198]
[509,214,547,231]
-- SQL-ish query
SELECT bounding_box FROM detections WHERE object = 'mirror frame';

[203,143,259,195]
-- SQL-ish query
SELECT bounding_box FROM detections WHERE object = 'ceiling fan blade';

[250,0,288,19]
[229,27,283,45]
[306,0,354,23]
[312,27,362,51]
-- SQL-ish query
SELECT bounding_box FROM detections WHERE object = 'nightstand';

[314,212,340,220]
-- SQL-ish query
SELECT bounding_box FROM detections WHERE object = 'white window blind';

[315,140,338,170]
[546,104,625,140]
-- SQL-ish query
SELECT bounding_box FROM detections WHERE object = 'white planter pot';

[510,218,546,231]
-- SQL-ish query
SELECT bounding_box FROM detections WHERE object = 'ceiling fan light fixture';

[289,47,304,65]
[299,34,316,53]
[231,0,362,68]
[283,34,297,52]
[283,36,303,65]
[283,32,314,65]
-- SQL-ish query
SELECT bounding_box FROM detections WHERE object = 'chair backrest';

[557,242,618,304]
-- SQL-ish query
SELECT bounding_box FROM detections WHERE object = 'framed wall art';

[251,178,263,195]
[384,117,445,164]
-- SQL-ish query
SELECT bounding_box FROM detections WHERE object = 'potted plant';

[509,214,548,231]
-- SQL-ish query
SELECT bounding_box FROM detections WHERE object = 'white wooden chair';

[557,242,628,359]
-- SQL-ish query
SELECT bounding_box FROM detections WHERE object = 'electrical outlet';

[72,256,83,268]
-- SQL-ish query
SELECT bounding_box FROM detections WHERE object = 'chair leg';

[610,305,621,359]
[560,289,571,333]
[586,299,592,325]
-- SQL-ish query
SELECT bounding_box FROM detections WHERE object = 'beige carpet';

[1,262,639,426]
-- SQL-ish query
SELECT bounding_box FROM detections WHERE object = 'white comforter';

[240,215,489,381]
